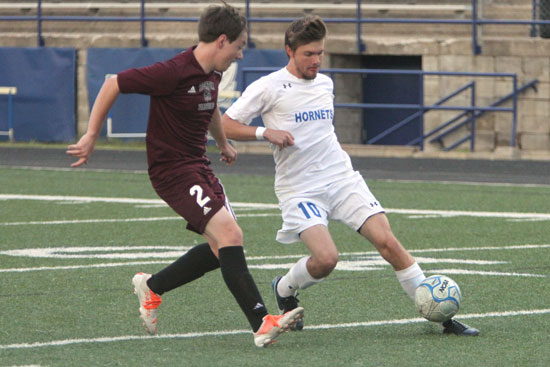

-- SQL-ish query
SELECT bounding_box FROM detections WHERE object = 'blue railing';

[428,79,538,151]
[0,87,17,141]
[1,0,549,54]
[241,67,537,151]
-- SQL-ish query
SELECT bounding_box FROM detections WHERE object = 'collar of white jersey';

[282,66,316,83]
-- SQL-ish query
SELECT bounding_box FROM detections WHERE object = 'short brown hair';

[284,15,327,52]
[198,3,247,43]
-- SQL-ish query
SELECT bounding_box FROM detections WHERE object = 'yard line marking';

[1,194,550,222]
[0,194,280,210]
[380,178,550,188]
[0,261,172,273]
[0,213,280,226]
[386,208,550,220]
[1,217,182,226]
[426,269,547,278]
[0,165,146,174]
[1,308,549,350]
[4,165,550,188]
[1,244,548,274]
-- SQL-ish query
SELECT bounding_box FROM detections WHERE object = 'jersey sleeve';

[225,76,272,126]
[117,59,178,96]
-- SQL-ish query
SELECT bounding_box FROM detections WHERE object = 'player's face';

[216,31,247,72]
[287,40,325,80]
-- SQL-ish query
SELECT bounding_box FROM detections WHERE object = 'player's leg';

[359,213,422,299]
[273,195,334,330]
[359,211,478,335]
[205,207,303,346]
[147,242,220,295]
[273,225,336,331]
[132,171,228,335]
[132,242,221,335]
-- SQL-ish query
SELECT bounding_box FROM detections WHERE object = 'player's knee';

[314,252,339,274]
[376,233,402,258]
[229,226,244,246]
[218,223,243,246]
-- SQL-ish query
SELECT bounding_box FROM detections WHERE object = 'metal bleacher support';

[0,87,18,142]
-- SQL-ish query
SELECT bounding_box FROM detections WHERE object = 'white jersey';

[225,67,354,199]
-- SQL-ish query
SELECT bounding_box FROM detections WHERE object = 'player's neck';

[285,64,302,79]
[193,42,216,74]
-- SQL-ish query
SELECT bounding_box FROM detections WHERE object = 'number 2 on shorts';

[190,185,211,208]
[298,202,321,219]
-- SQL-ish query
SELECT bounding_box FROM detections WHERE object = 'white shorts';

[276,171,385,244]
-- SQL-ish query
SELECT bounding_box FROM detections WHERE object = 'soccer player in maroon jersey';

[66,3,303,347]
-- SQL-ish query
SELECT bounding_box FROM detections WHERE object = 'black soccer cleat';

[272,276,304,331]
[442,319,480,336]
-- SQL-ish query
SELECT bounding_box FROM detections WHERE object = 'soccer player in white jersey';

[222,15,479,336]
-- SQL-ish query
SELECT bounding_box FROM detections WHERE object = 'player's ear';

[285,44,294,59]
[217,34,228,49]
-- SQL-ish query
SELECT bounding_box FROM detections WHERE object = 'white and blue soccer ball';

[414,275,462,322]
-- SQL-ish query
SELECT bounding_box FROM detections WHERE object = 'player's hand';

[264,128,294,150]
[66,134,96,167]
[218,142,237,166]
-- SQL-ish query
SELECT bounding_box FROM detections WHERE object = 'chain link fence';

[541,0,550,38]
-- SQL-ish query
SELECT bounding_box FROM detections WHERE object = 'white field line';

[0,261,171,273]
[379,178,550,188]
[4,165,550,188]
[0,194,279,209]
[1,264,542,278]
[387,208,550,220]
[0,165,147,174]
[1,308,549,351]
[0,213,280,226]
[1,194,550,224]
[425,269,546,278]
[0,244,548,274]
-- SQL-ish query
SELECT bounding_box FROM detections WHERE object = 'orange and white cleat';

[132,272,162,335]
[253,307,304,347]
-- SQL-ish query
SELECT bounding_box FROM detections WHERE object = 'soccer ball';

[414,275,462,322]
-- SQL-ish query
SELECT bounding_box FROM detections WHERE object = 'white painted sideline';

[0,213,280,227]
[1,194,549,221]
[1,244,548,277]
[0,309,548,351]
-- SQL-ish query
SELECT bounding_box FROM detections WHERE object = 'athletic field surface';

[1,146,549,366]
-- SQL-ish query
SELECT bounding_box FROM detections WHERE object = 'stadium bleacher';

[0,1,548,156]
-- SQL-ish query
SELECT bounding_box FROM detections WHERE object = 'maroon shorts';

[151,168,233,234]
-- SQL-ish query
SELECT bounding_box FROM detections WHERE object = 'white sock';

[395,262,426,301]
[277,256,324,297]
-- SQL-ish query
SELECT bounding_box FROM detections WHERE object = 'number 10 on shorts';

[298,202,322,219]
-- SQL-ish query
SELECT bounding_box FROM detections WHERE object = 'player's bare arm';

[221,113,294,150]
[66,76,120,167]
[209,108,237,165]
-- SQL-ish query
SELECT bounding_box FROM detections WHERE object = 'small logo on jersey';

[187,86,197,94]
[203,206,212,215]
[370,202,379,208]
[283,83,292,89]
[199,81,215,102]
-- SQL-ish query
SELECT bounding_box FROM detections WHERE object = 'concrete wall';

[420,39,550,154]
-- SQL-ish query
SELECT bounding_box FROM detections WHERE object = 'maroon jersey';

[117,47,221,182]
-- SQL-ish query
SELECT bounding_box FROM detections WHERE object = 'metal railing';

[241,67,536,151]
[0,87,18,141]
[426,79,538,151]
[1,0,550,54]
